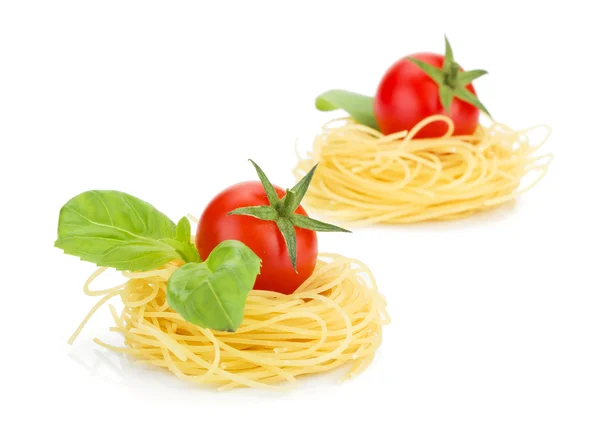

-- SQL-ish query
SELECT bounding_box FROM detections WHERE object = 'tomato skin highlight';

[374,53,479,138]
[195,181,318,295]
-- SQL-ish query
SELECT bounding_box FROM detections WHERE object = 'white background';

[1,1,599,437]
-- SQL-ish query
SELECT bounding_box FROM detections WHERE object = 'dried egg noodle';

[69,254,389,390]
[294,115,552,224]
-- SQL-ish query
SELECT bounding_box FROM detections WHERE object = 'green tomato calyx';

[227,160,350,272]
[407,35,492,118]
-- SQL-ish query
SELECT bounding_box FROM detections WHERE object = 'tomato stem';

[280,189,297,216]
[407,36,492,118]
[445,62,460,88]
[228,160,351,271]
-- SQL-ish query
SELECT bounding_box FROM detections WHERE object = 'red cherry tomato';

[374,53,479,138]
[195,181,318,295]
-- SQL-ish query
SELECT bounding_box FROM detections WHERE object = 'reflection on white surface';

[66,340,358,397]
[68,348,125,386]
[67,339,195,393]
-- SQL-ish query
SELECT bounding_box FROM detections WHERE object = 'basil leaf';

[315,89,379,130]
[55,190,190,271]
[169,217,201,263]
[176,216,192,243]
[160,238,201,264]
[166,240,261,332]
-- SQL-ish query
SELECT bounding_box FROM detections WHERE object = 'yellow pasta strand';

[70,254,389,390]
[294,115,552,224]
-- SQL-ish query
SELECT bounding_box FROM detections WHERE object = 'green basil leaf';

[315,89,379,130]
[176,216,192,243]
[168,217,201,263]
[166,240,261,332]
[55,190,183,271]
[160,238,201,264]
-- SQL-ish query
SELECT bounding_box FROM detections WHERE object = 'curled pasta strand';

[294,115,552,224]
[70,256,388,389]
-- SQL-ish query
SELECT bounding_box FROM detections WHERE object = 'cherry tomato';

[195,181,318,295]
[374,53,479,138]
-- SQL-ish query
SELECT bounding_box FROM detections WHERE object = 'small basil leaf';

[160,238,201,263]
[55,190,181,271]
[169,217,201,262]
[315,89,379,131]
[166,240,261,332]
[176,216,192,243]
